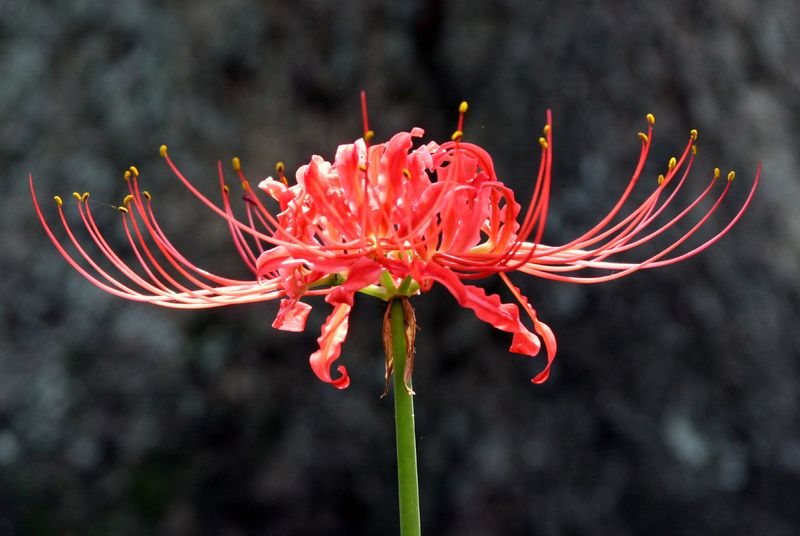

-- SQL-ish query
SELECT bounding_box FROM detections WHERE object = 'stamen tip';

[538,137,548,149]
[638,132,649,143]
[658,174,665,185]
[275,161,285,174]
[123,194,133,205]
[458,100,469,114]
[129,166,139,177]
[727,170,736,182]
[232,156,241,171]
[53,195,63,206]
[159,145,168,158]
[714,167,721,179]
[646,113,656,125]
[81,192,90,202]
[124,170,131,181]
[142,190,151,200]
[117,206,128,213]
[668,156,677,171]
[451,130,463,142]
[690,129,698,141]
[364,130,375,143]
[72,192,81,201]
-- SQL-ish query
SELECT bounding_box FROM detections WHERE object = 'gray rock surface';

[1,0,798,534]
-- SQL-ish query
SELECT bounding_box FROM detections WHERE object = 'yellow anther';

[638,132,649,143]
[538,137,548,149]
[53,195,63,206]
[118,206,128,214]
[668,156,677,171]
[358,163,367,172]
[402,168,411,179]
[690,129,698,141]
[72,192,81,201]
[241,180,250,190]
[142,191,151,200]
[81,192,90,202]
[543,124,550,135]
[691,144,697,156]
[124,170,131,181]
[727,170,736,182]
[658,174,665,185]
[275,161,285,174]
[223,184,230,194]
[646,113,656,125]
[713,167,721,179]
[364,130,375,143]
[232,157,241,171]
[451,130,463,142]
[159,145,168,157]
[129,166,139,177]
[459,101,469,114]
[123,194,133,205]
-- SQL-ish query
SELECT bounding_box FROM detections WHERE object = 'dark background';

[2,1,798,535]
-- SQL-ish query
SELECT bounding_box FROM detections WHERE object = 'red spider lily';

[30,96,759,389]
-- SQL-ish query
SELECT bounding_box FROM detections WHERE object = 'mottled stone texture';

[1,0,798,534]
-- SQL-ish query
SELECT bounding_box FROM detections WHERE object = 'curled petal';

[272,298,312,332]
[325,257,384,306]
[424,263,543,358]
[499,272,557,383]
[309,303,351,389]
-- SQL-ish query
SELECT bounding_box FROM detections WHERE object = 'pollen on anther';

[242,180,251,190]
[81,192,90,202]
[459,101,469,114]
[713,167,721,179]
[646,113,656,125]
[543,125,550,136]
[658,174,665,185]
[358,163,367,172]
[72,192,81,201]
[159,145,168,157]
[668,156,677,171]
[129,166,139,177]
[276,161,285,174]
[232,157,241,171]
[142,191,151,200]
[123,194,133,205]
[638,132,649,143]
[223,185,230,194]
[364,130,375,143]
[118,206,128,214]
[690,129,698,141]
[53,195,63,206]
[451,130,463,142]
[124,170,131,181]
[727,170,736,182]
[691,144,697,156]
[538,137,548,149]
[402,168,411,179]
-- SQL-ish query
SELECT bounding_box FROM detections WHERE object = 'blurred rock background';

[1,0,798,534]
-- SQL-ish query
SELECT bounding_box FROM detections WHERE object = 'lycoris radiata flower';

[30,96,759,389]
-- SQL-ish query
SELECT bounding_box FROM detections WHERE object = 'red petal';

[309,303,351,389]
[325,258,384,306]
[271,298,312,332]
[499,272,557,383]
[424,263,542,357]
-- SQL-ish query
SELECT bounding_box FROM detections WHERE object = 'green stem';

[391,299,421,536]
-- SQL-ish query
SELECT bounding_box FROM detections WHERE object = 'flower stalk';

[388,298,421,536]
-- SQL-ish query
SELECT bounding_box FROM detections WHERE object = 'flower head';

[31,95,759,389]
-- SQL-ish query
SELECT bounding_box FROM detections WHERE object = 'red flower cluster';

[31,97,759,388]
